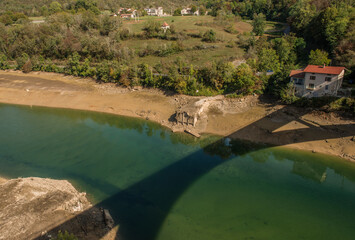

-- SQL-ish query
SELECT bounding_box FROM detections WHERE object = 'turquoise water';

[0,103,355,240]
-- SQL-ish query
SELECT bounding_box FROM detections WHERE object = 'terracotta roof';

[289,70,305,78]
[162,22,169,27]
[303,65,345,75]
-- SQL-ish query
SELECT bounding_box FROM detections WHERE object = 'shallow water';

[0,103,354,240]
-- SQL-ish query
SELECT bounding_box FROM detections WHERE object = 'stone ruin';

[175,106,198,127]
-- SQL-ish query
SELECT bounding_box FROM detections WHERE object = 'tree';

[308,49,331,65]
[257,48,280,72]
[49,1,62,14]
[288,0,315,32]
[202,29,217,42]
[0,53,9,70]
[199,5,206,15]
[231,63,256,93]
[41,6,49,16]
[191,5,197,14]
[321,6,350,51]
[0,14,13,25]
[173,8,182,16]
[99,15,120,36]
[142,20,161,38]
[252,13,266,36]
[73,0,100,15]
[273,38,293,64]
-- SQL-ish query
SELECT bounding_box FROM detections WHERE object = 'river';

[0,103,354,240]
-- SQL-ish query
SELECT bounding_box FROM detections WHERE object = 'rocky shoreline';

[0,177,117,240]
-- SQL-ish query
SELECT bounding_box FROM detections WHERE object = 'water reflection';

[292,160,327,183]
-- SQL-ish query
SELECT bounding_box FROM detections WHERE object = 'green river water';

[0,103,354,240]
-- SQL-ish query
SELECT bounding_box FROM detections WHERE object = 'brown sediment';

[0,177,8,184]
[0,70,354,162]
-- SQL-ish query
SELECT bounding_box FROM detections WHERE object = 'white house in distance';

[181,8,199,16]
[145,7,164,16]
[289,65,346,98]
[118,8,137,19]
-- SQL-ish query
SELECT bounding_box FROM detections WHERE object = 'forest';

[0,0,354,108]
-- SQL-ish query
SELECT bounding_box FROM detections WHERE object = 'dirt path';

[0,70,354,162]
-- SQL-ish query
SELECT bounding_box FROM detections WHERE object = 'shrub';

[22,59,32,73]
[224,25,239,34]
[0,54,9,70]
[54,230,78,240]
[142,20,161,38]
[16,53,29,70]
[202,29,217,42]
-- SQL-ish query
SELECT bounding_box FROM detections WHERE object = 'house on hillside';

[118,8,137,18]
[145,7,164,16]
[181,8,199,16]
[120,14,133,19]
[289,65,345,98]
[161,22,170,33]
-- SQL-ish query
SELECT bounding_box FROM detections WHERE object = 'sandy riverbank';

[0,70,354,161]
[0,177,7,184]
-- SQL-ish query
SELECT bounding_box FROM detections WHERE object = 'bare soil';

[0,70,354,162]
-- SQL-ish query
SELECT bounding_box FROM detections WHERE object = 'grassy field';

[120,15,251,66]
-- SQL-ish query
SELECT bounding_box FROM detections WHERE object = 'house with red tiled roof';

[289,65,345,97]
[161,22,170,33]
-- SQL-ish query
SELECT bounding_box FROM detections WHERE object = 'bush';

[202,29,217,42]
[142,20,161,38]
[280,82,298,104]
[329,97,355,113]
[224,25,239,34]
[22,59,32,73]
[0,54,9,70]
[54,230,78,240]
[16,53,30,70]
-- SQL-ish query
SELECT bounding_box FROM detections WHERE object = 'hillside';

[0,0,196,16]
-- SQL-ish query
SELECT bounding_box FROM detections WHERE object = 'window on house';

[325,77,332,82]
[294,78,303,85]
[310,76,316,80]
[308,83,315,89]
[325,85,329,90]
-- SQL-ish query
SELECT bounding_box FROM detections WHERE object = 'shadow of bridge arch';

[35,101,355,240]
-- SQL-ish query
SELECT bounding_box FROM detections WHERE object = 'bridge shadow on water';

[35,100,355,240]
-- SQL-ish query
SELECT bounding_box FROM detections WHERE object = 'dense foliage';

[0,0,354,106]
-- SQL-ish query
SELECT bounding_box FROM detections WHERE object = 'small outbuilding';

[161,22,170,33]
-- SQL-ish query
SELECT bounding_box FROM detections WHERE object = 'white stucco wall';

[292,70,344,98]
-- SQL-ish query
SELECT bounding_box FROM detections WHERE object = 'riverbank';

[0,177,7,184]
[0,70,354,162]
[0,177,118,240]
